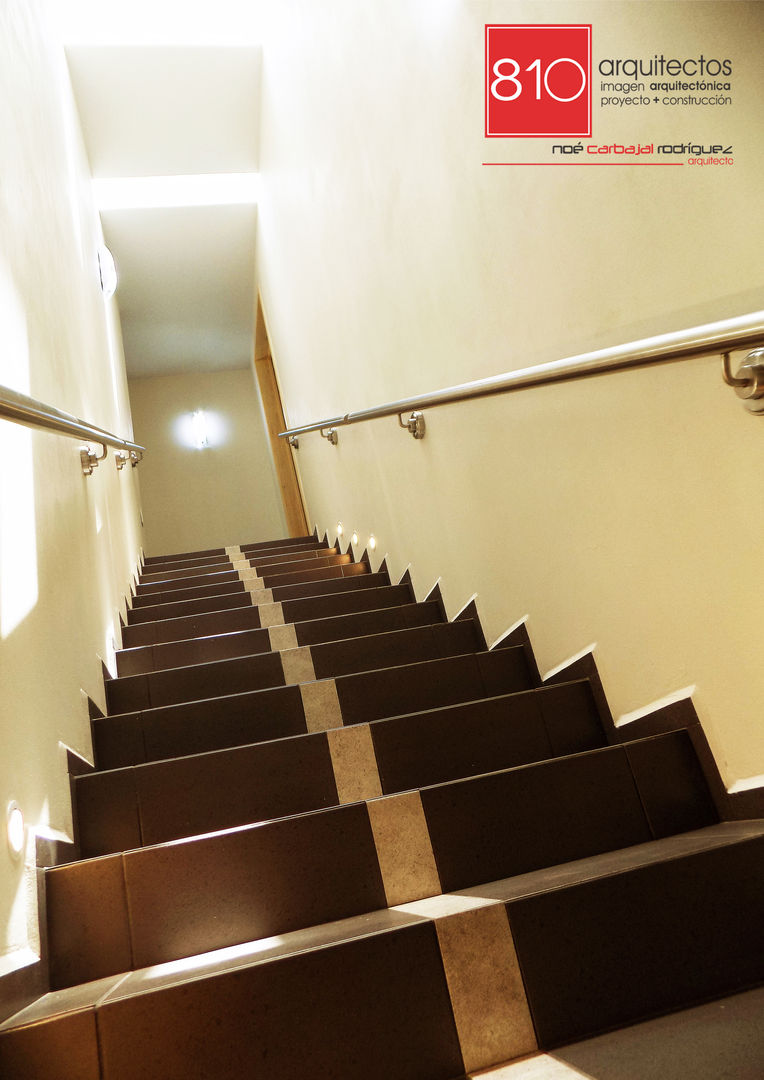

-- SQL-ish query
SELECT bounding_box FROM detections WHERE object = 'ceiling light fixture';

[92,173,259,211]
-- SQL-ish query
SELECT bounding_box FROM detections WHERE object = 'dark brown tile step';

[76,730,340,857]
[93,647,532,768]
[116,626,271,678]
[143,546,225,565]
[459,820,764,1048]
[137,550,348,597]
[117,600,442,677]
[138,557,235,584]
[130,579,245,609]
[121,604,263,651]
[419,729,718,894]
[121,582,413,649]
[124,572,397,632]
[105,649,286,714]
[46,801,389,986]
[76,679,604,858]
[270,568,390,603]
[125,590,252,625]
[106,621,485,713]
[135,567,239,596]
[1,914,463,1080]
[257,555,360,589]
[279,581,411,623]
[238,545,340,571]
[50,731,715,988]
[142,553,232,575]
[240,534,324,553]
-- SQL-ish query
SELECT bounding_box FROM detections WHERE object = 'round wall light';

[97,244,117,298]
[7,802,24,859]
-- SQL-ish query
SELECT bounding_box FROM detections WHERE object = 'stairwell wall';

[0,0,142,976]
[255,1,764,787]
[127,368,287,556]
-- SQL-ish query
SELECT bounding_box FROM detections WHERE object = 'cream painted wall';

[128,368,286,555]
[255,1,764,785]
[0,0,142,972]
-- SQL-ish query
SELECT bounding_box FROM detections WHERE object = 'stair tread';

[13,822,763,1034]
[457,818,764,901]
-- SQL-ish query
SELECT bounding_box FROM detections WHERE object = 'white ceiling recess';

[65,44,261,378]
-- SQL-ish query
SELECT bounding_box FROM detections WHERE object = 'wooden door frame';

[253,295,310,537]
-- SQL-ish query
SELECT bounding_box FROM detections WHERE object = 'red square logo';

[486,24,592,137]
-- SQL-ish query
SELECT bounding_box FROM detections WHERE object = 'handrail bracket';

[723,349,764,413]
[80,443,108,476]
[398,411,426,439]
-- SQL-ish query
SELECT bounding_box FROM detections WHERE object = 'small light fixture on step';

[351,531,358,546]
[336,523,344,538]
[368,535,377,551]
[7,802,24,859]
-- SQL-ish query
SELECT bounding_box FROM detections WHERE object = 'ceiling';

[65,44,261,379]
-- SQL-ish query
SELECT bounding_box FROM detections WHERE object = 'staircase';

[1,534,762,1079]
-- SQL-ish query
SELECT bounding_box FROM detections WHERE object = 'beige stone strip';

[244,579,266,596]
[224,545,242,557]
[237,566,261,583]
[300,679,343,732]
[394,896,537,1071]
[469,1056,578,1079]
[366,791,441,906]
[268,623,298,652]
[231,559,253,570]
[257,599,284,625]
[281,646,316,685]
[327,724,382,803]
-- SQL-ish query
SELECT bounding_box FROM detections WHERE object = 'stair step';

[49,730,715,988]
[125,563,374,624]
[75,679,605,857]
[93,648,534,768]
[119,582,413,648]
[116,600,444,676]
[457,819,764,1046]
[105,621,484,713]
[126,589,252,624]
[0,913,464,1080]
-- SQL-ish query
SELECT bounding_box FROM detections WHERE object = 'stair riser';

[135,553,352,601]
[504,832,764,1046]
[117,601,443,677]
[1,922,465,1080]
[76,681,606,857]
[94,649,533,768]
[52,732,715,985]
[106,622,483,713]
[119,583,412,648]
[138,544,330,584]
[126,565,375,624]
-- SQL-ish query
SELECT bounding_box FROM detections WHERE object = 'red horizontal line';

[482,162,684,166]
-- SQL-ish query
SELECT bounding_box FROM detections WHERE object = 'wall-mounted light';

[336,523,344,538]
[351,532,358,546]
[191,410,209,450]
[368,535,377,551]
[97,244,117,298]
[7,802,24,860]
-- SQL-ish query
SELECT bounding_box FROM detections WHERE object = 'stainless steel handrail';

[279,310,764,437]
[0,384,145,457]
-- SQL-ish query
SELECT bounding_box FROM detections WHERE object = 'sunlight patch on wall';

[0,259,38,639]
